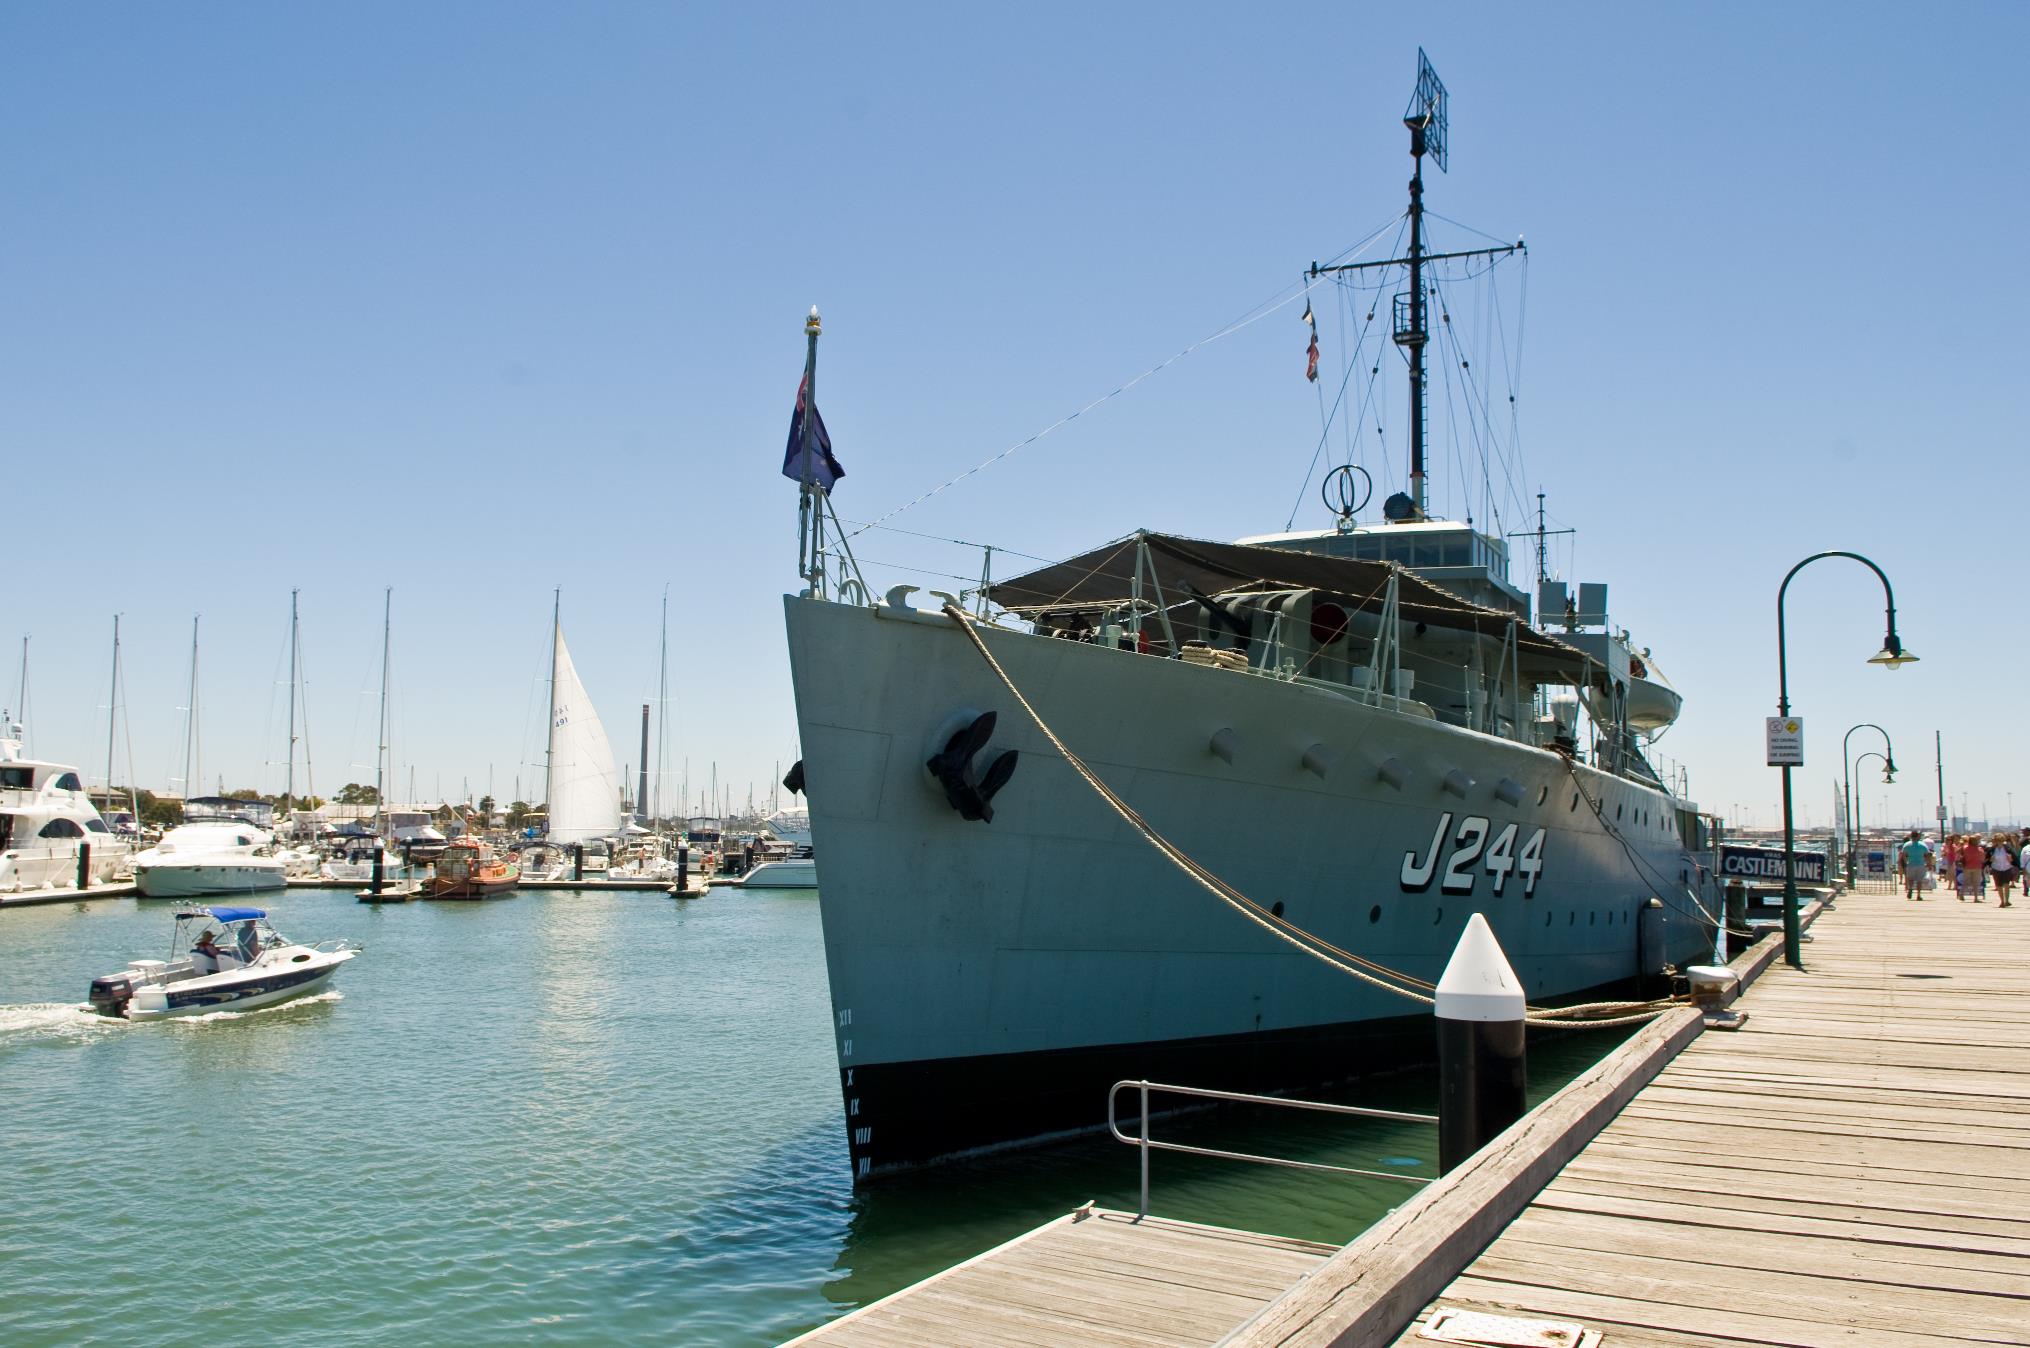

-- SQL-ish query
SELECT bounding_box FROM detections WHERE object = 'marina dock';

[0,880,138,906]
[796,884,2030,1347]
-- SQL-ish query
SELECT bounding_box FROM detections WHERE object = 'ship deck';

[791,883,2030,1346]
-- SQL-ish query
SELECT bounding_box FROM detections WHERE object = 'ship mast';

[1308,51,1521,524]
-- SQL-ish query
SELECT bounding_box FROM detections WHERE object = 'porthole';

[1570,793,1579,812]
[1544,911,1553,926]
[1369,904,1382,924]
[1433,907,1444,924]
[1589,911,1596,925]
[1537,785,1549,806]
[1271,900,1286,918]
[1615,803,1624,821]
[1568,911,1576,925]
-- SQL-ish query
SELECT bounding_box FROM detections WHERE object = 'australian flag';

[781,375,845,492]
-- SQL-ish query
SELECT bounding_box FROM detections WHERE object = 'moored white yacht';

[132,798,288,898]
[0,720,132,895]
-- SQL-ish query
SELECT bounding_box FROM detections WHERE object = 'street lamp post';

[1852,750,1892,886]
[1776,551,1917,969]
[1842,724,1895,882]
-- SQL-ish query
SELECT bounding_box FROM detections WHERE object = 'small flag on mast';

[781,375,845,491]
[1302,296,1319,382]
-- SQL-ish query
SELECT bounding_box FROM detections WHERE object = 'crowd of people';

[1896,831,2020,906]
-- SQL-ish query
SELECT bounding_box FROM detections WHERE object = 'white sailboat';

[545,593,621,847]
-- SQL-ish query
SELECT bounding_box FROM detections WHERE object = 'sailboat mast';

[544,588,560,827]
[375,588,390,834]
[655,586,669,825]
[184,617,201,808]
[104,616,121,813]
[12,635,27,750]
[285,588,298,808]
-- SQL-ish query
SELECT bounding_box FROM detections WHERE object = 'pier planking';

[1378,885,2030,1348]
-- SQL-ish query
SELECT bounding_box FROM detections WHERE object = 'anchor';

[925,710,1019,823]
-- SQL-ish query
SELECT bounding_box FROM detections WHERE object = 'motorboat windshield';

[172,907,287,963]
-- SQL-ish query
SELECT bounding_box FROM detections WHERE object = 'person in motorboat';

[193,929,224,969]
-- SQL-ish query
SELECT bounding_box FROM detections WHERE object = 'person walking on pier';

[1958,835,1989,901]
[1991,835,2017,908]
[1899,832,1930,900]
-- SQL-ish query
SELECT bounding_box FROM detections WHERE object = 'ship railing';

[1107,1079,1438,1220]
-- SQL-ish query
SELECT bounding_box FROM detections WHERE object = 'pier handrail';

[1107,1079,1438,1220]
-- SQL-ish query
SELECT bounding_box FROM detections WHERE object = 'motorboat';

[734,839,817,888]
[0,720,133,895]
[87,906,360,1020]
[609,835,683,881]
[131,798,288,898]
[426,836,520,899]
[384,811,450,862]
[319,840,396,883]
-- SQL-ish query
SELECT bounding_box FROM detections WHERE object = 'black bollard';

[1724,880,1747,947]
[573,844,584,881]
[77,842,91,890]
[1436,913,1528,1175]
[677,846,689,891]
[370,848,384,895]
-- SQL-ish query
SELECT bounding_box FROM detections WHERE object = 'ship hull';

[785,596,1718,1181]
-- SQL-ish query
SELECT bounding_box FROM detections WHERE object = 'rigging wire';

[847,219,1406,542]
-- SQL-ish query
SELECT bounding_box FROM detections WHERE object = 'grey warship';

[782,52,1721,1182]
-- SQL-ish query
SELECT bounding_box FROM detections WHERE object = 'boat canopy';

[986,530,1586,664]
[177,906,267,923]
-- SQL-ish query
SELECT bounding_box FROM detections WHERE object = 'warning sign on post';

[1766,716,1804,767]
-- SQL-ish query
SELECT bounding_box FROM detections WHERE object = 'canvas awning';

[986,530,1588,666]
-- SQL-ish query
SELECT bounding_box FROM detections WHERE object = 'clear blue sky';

[6,3,2025,829]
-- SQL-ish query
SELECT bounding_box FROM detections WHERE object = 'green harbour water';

[0,888,1626,1346]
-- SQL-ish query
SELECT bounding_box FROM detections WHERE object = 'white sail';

[547,623,620,843]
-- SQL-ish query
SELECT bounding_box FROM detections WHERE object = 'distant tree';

[478,795,496,818]
[335,783,380,805]
[224,788,264,802]
[132,788,182,828]
[506,800,531,830]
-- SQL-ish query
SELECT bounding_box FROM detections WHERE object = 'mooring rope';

[939,604,1674,1028]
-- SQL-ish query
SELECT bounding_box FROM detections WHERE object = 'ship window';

[1385,539,1413,563]
[1,767,31,790]
[55,772,83,791]
[1369,904,1382,923]
[1414,541,1443,567]
[86,818,109,833]
[39,818,84,839]
[1441,541,1470,566]
[1536,785,1549,806]
[1355,538,1383,560]
[1270,900,1285,918]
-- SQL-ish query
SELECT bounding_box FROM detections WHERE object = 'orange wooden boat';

[426,836,520,899]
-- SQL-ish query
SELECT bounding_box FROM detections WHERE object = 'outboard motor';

[925,710,1018,823]
[88,974,134,1018]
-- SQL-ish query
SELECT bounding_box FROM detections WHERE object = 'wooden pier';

[783,1208,1334,1347]
[0,880,137,906]
[792,884,2030,1347]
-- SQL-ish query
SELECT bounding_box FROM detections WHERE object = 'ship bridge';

[1235,522,1528,620]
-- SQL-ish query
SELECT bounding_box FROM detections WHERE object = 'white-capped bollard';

[1436,912,1528,1174]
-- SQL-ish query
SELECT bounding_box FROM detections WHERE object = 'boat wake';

[0,990,345,1046]
[0,1001,128,1049]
